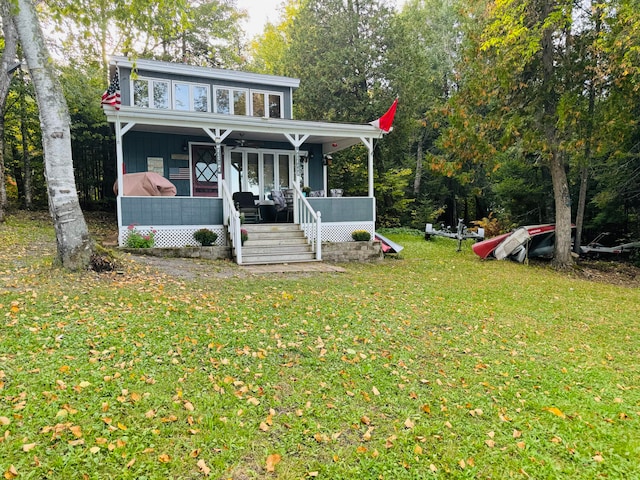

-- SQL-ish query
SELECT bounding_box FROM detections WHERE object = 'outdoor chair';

[271,190,292,222]
[233,191,261,223]
[309,190,325,197]
[330,188,343,197]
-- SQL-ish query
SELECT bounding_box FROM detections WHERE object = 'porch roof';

[104,106,381,154]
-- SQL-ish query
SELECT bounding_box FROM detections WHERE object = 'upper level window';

[251,90,283,118]
[133,78,170,109]
[174,82,209,112]
[214,87,248,115]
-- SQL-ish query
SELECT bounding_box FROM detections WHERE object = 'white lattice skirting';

[119,225,227,248]
[318,222,375,243]
[120,222,375,247]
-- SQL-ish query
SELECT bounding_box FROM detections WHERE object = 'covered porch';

[105,106,382,263]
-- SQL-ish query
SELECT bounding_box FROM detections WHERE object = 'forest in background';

[1,0,639,245]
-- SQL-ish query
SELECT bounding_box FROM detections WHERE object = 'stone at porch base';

[121,246,231,260]
[120,241,382,263]
[321,241,383,263]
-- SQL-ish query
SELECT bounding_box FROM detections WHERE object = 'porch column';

[284,133,310,186]
[203,128,232,181]
[361,136,375,197]
[115,118,135,243]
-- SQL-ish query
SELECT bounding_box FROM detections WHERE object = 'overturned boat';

[472,224,557,262]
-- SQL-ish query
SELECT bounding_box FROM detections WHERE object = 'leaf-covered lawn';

[1,213,639,479]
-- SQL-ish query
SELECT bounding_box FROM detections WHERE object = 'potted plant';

[302,186,311,196]
[351,230,371,242]
[193,228,218,246]
[240,228,248,245]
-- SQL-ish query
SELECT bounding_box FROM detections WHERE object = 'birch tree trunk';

[0,1,18,222]
[9,0,93,269]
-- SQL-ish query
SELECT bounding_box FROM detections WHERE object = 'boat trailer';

[425,219,485,251]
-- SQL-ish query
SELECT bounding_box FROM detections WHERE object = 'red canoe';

[472,224,557,260]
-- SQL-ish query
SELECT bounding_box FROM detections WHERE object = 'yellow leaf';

[513,429,522,438]
[421,404,431,414]
[117,422,127,431]
[356,446,368,454]
[89,447,100,454]
[459,459,466,469]
[404,418,415,429]
[4,465,18,479]
[308,471,319,477]
[414,445,423,455]
[69,425,82,438]
[68,439,84,446]
[145,409,156,418]
[372,386,380,396]
[190,449,200,458]
[266,453,281,472]
[197,459,211,475]
[593,454,604,463]
[59,365,70,374]
[22,443,36,452]
[158,454,171,463]
[126,458,136,469]
[0,417,10,426]
[360,415,371,425]
[545,407,566,418]
[131,392,142,403]
[259,422,270,432]
[429,464,437,472]
[184,401,195,411]
[485,439,496,448]
[516,441,526,449]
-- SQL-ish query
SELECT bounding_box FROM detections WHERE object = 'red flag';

[101,72,121,110]
[370,98,398,133]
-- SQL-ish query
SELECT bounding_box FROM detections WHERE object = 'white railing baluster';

[221,182,242,264]
[292,184,321,261]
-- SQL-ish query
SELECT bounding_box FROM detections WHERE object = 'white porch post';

[284,133,310,186]
[115,118,135,245]
[361,136,375,197]
[203,127,231,182]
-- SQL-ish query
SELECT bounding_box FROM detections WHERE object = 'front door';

[192,144,221,197]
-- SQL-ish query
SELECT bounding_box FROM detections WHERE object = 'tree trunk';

[0,0,18,222]
[413,138,423,195]
[10,0,93,270]
[20,77,33,209]
[549,152,573,268]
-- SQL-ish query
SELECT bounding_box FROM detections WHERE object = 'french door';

[228,149,303,200]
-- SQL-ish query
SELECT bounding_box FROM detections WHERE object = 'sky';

[236,0,406,39]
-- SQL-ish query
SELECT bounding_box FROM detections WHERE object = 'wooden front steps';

[238,223,318,265]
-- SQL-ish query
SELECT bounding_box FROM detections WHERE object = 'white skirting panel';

[119,225,227,248]
[320,222,375,243]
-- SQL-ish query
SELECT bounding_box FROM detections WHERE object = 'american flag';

[169,168,191,180]
[101,72,121,110]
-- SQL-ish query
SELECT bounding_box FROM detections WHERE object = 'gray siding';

[121,197,223,226]
[307,197,374,222]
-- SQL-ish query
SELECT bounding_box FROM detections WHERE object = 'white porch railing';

[292,184,322,260]
[221,182,244,264]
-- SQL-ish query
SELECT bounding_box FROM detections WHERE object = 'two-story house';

[103,56,386,264]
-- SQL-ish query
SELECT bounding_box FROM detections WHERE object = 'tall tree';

[0,1,18,222]
[8,0,92,270]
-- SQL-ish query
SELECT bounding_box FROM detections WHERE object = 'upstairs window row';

[132,77,284,118]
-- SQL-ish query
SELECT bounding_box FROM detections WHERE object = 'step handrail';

[292,184,322,260]
[221,182,243,264]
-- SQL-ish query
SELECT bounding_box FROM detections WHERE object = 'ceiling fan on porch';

[228,132,261,149]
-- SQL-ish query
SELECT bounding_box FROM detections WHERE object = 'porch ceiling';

[105,106,381,154]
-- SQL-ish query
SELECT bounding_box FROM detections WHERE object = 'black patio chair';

[233,191,261,223]
[271,190,292,222]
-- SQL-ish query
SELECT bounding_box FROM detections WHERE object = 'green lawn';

[1,213,639,479]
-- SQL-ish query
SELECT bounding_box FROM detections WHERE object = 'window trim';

[173,80,211,112]
[250,89,284,119]
[213,86,249,116]
[131,77,171,109]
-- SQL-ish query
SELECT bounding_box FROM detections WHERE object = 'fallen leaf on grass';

[126,458,136,469]
[89,446,100,454]
[266,453,281,472]
[593,453,604,463]
[22,443,36,452]
[4,465,18,479]
[158,454,171,463]
[404,418,415,429]
[197,459,211,475]
[0,417,10,426]
[544,407,566,418]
